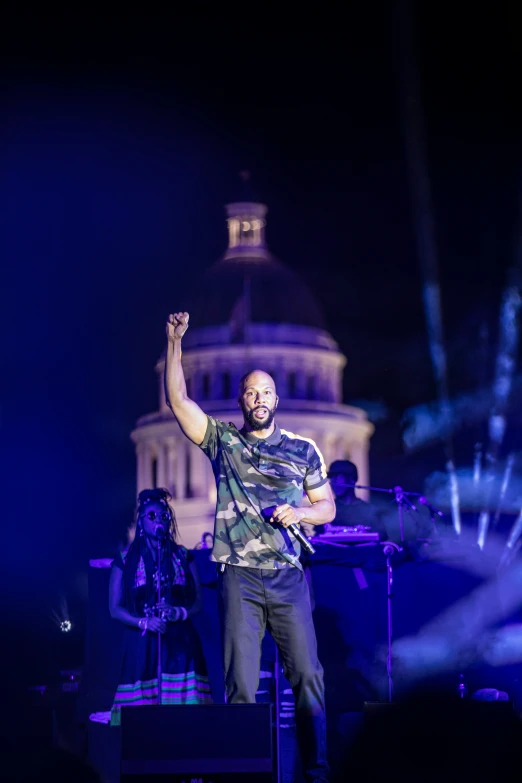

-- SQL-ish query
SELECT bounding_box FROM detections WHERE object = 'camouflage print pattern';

[199,417,328,570]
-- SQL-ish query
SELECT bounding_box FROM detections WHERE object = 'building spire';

[224,173,269,260]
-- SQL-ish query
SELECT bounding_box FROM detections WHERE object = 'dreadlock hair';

[122,488,193,613]
[136,487,179,541]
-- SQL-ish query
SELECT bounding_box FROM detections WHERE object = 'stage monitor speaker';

[120,703,274,781]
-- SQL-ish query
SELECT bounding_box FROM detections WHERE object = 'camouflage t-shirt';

[199,416,328,570]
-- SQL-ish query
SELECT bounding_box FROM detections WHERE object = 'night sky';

[1,8,517,679]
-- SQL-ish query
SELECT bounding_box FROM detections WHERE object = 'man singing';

[165,312,335,783]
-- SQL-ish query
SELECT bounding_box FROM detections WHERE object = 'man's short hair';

[238,370,275,397]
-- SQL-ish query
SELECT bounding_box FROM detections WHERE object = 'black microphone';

[154,524,167,537]
[288,523,316,555]
[264,506,316,555]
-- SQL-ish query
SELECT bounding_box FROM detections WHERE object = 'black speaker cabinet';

[120,703,274,781]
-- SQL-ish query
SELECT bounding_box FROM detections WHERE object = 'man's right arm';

[164,312,208,446]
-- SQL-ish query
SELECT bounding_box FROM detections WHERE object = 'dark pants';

[218,564,329,782]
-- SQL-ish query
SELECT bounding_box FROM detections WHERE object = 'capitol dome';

[186,200,325,336]
[187,256,325,333]
[187,255,326,332]
[131,197,374,547]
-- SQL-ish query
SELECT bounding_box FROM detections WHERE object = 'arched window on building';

[288,371,297,398]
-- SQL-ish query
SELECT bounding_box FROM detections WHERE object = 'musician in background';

[300,461,368,538]
[326,460,387,536]
[109,488,212,723]
[328,461,367,523]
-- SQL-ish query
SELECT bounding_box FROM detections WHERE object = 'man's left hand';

[271,504,304,528]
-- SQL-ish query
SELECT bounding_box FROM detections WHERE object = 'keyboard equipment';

[311,526,381,544]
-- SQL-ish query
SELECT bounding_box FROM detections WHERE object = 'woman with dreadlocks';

[109,488,212,722]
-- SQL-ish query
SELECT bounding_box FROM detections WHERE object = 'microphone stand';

[346,481,424,542]
[393,486,418,542]
[382,541,401,702]
[274,646,282,783]
[156,535,163,705]
[339,480,442,701]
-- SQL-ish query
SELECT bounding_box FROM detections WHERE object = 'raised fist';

[167,312,189,342]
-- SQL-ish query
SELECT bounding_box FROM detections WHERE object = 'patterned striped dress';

[111,542,212,723]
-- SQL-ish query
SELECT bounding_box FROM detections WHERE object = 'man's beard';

[241,402,277,431]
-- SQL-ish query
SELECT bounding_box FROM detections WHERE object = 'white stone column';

[334,436,346,461]
[189,442,207,498]
[319,365,330,402]
[140,441,153,491]
[156,441,167,489]
[228,217,239,247]
[327,367,337,402]
[334,367,343,403]
[321,431,337,473]
[313,371,320,401]
[136,443,145,495]
[176,440,187,500]
[306,370,317,401]
[166,438,177,498]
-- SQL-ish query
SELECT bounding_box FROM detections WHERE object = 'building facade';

[131,199,374,547]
